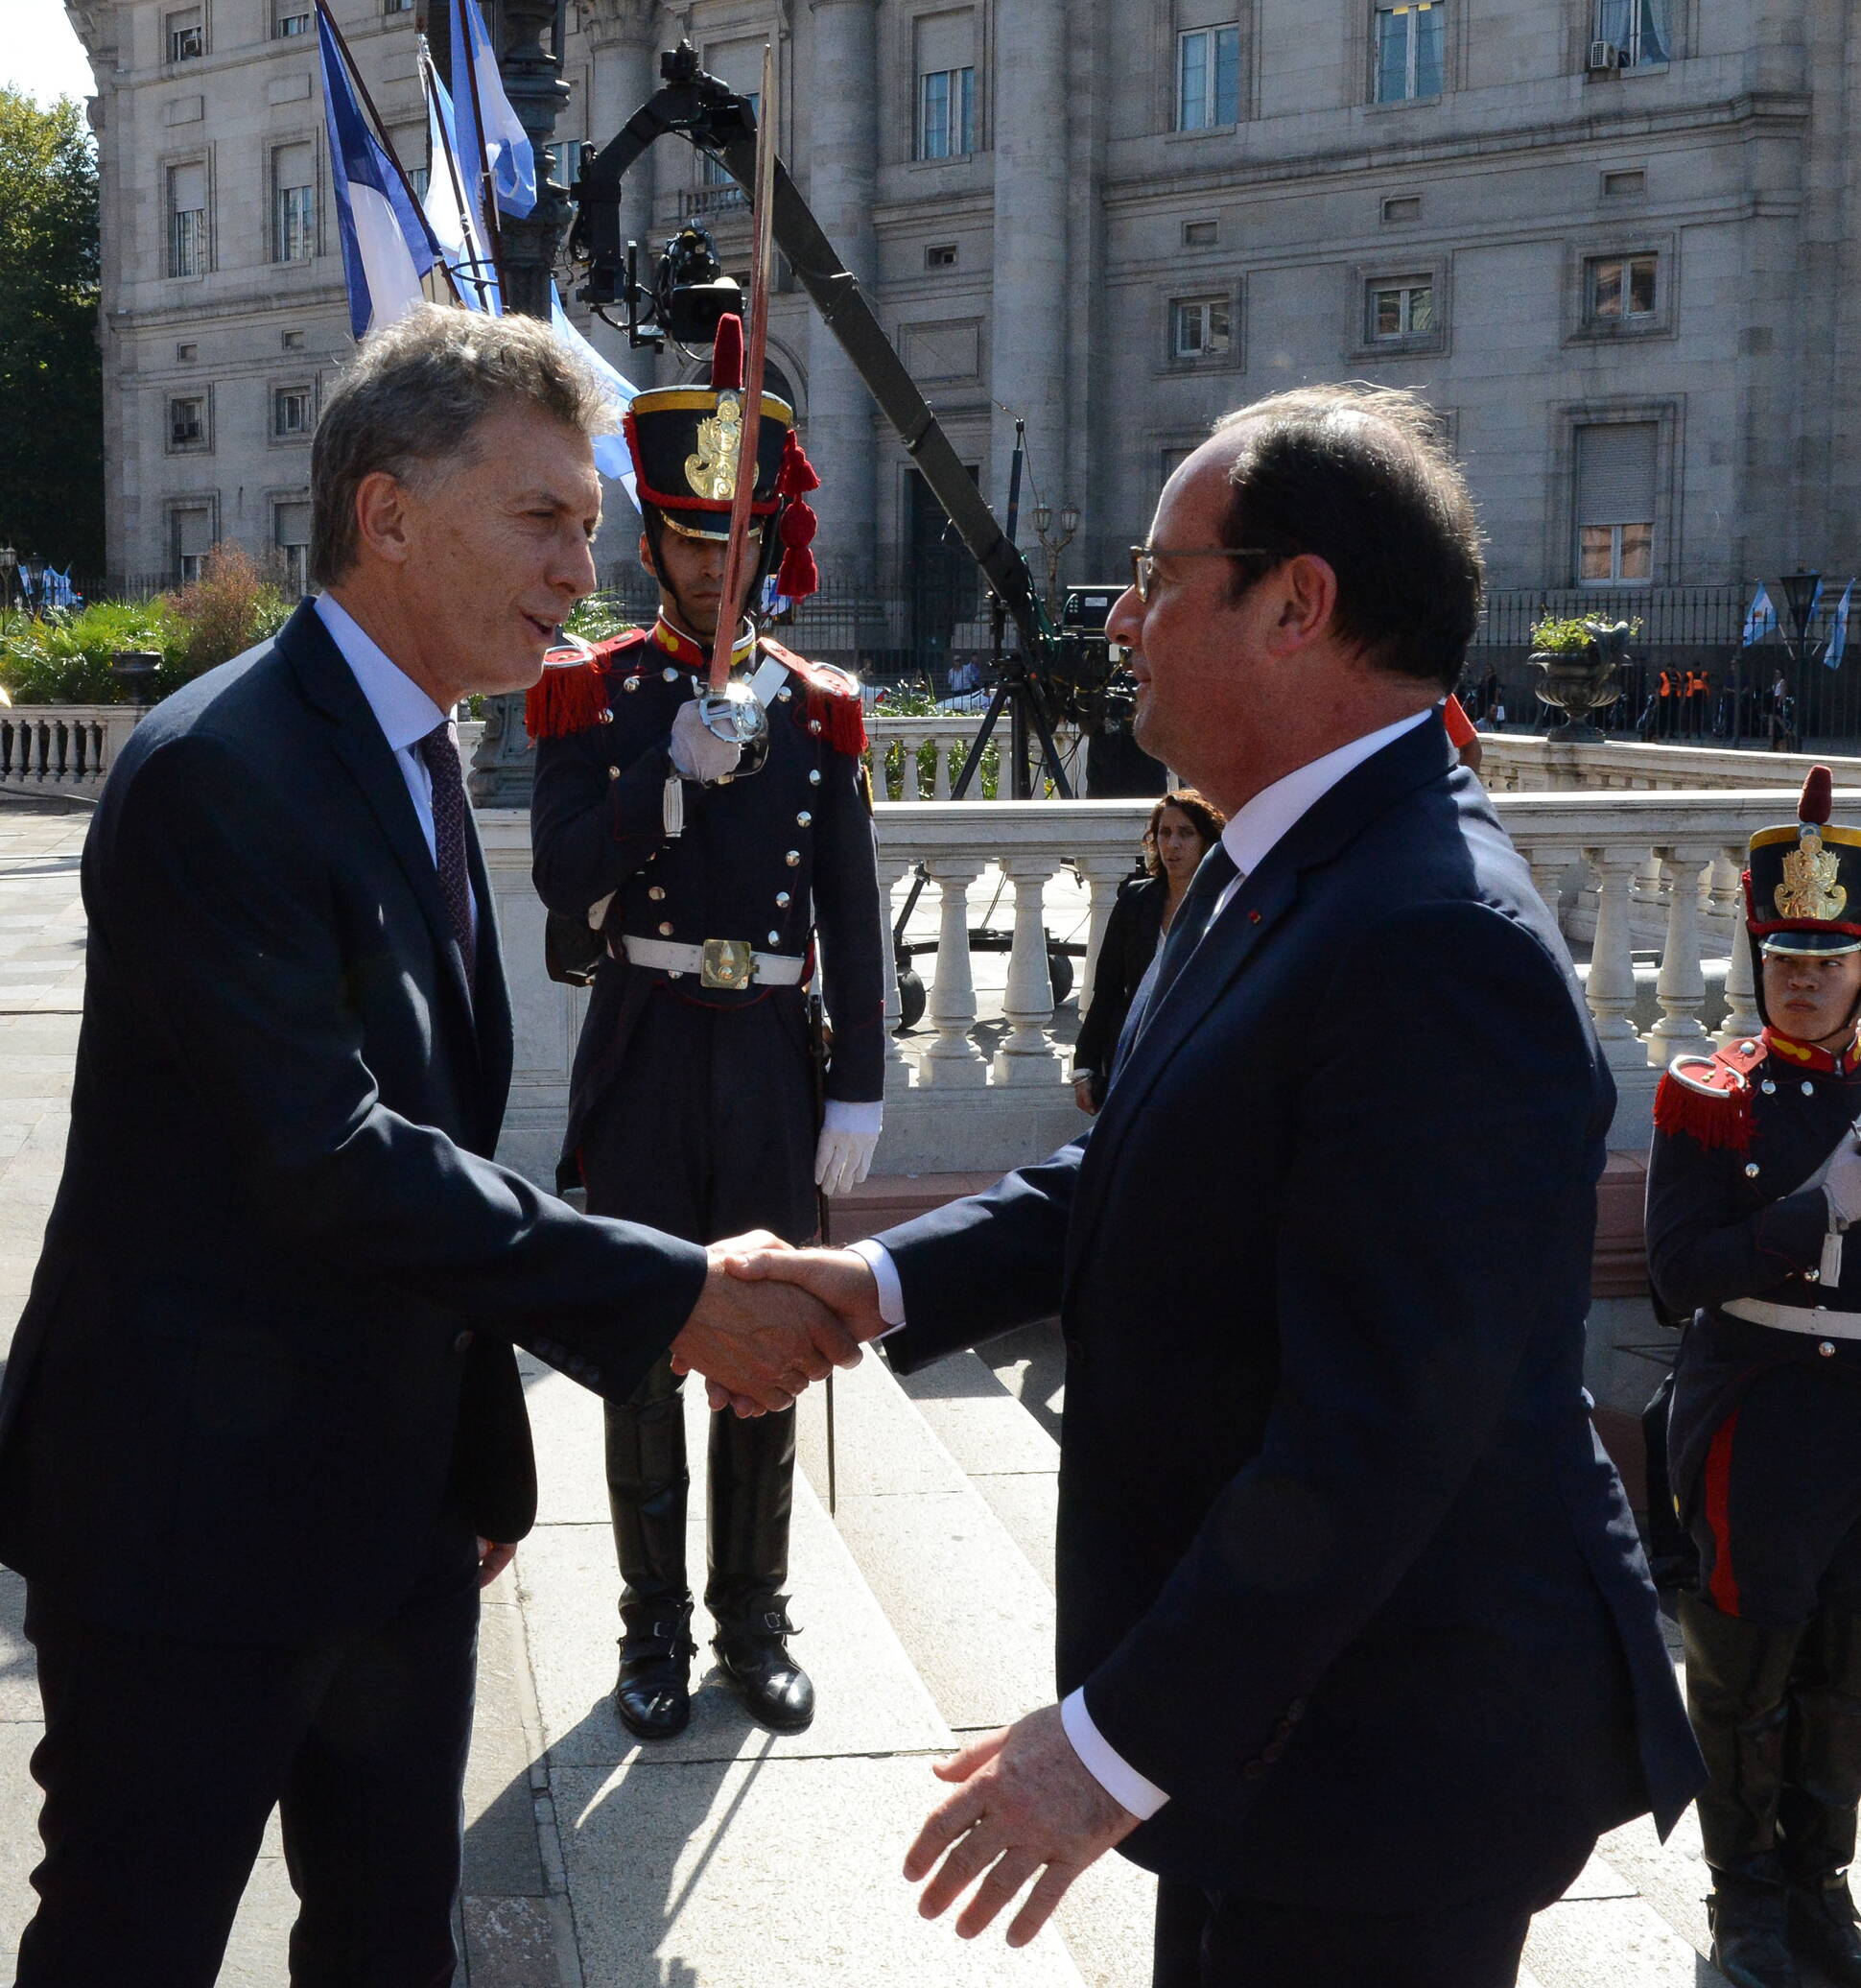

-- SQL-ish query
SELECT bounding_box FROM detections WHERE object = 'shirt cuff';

[1060,1688,1169,1820]
[846,1237,907,1337]
[822,1099,883,1137]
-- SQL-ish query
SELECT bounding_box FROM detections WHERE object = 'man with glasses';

[721,384,1703,1985]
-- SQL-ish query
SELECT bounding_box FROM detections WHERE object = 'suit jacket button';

[453,1330,475,1357]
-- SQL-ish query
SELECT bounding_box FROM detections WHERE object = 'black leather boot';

[605,1359,695,1740]
[707,1402,814,1734]
[1782,1607,1861,1984]
[1681,1590,1810,1988]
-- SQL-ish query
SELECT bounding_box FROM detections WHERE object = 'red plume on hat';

[1801,765,1834,826]
[710,315,744,390]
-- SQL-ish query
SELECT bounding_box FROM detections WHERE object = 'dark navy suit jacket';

[0,601,709,1643]
[877,716,1704,1908]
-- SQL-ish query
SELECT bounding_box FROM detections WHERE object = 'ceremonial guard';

[1649,768,1861,1988]
[529,320,886,1739]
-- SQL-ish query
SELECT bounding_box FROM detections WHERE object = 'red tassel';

[777,497,819,602]
[712,316,744,390]
[777,430,821,496]
[1653,1069,1755,1153]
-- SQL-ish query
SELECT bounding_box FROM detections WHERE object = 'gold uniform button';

[658,921,673,936]
[1746,1163,1761,1178]
[663,667,679,682]
[797,811,813,827]
[776,891,791,908]
[809,769,822,786]
[1823,1341,1838,1357]
[648,887,666,901]
[767,931,780,945]
[786,850,800,866]
[597,708,613,723]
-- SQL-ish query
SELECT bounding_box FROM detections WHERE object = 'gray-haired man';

[0,305,856,1984]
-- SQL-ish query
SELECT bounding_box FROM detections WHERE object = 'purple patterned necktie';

[417,720,475,999]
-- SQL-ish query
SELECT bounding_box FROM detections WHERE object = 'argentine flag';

[1827,580,1854,672]
[449,0,535,229]
[318,11,438,340]
[551,288,640,507]
[1742,582,1779,649]
[420,50,501,314]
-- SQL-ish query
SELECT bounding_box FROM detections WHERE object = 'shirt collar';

[314,592,450,754]
[1219,706,1437,880]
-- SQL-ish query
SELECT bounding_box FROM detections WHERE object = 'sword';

[809,983,839,1517]
[699,40,780,750]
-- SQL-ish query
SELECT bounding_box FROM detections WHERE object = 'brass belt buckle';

[700,938,755,989]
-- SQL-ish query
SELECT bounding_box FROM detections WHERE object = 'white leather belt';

[619,935,805,987]
[1723,1298,1861,1341]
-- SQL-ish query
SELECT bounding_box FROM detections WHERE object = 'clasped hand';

[667,1232,874,1417]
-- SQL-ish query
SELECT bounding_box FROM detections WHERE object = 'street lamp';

[1033,503,1081,618]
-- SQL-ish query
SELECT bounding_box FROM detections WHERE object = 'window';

[1170,295,1231,360]
[274,501,313,595]
[1369,277,1434,339]
[701,91,756,186]
[166,7,203,61]
[1177,25,1240,130]
[274,5,311,36]
[168,395,206,449]
[1593,0,1668,67]
[1381,194,1422,224]
[1575,422,1656,584]
[273,142,317,264]
[176,341,197,361]
[1588,252,1658,324]
[171,505,214,583]
[1183,219,1219,247]
[1602,169,1645,198]
[167,160,208,277]
[926,242,958,268]
[383,0,414,12]
[915,11,977,160]
[273,386,314,438]
[282,328,304,349]
[1374,3,1443,102]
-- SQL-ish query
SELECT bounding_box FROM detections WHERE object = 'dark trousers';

[15,1516,480,1986]
[1151,1840,1591,1988]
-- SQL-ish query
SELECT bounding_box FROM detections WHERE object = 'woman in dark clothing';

[1071,789,1225,1114]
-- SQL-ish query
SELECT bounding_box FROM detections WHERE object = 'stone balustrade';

[862,713,1087,799]
[477,781,1849,1185]
[0,706,141,792]
[1485,734,1861,794]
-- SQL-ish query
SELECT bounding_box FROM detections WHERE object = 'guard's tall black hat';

[1745,766,1861,959]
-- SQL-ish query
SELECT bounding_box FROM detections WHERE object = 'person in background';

[1071,789,1226,1115]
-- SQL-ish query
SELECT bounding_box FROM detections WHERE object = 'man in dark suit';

[0,305,853,1985]
[723,385,1705,1985]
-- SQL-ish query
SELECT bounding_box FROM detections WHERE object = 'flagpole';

[452,0,511,300]
[314,0,462,304]
[419,38,498,308]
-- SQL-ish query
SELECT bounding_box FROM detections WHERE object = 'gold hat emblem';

[684,393,742,503]
[1777,827,1849,921]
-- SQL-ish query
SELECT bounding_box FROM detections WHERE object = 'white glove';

[815,1101,882,1198]
[668,698,742,783]
[1826,1138,1861,1225]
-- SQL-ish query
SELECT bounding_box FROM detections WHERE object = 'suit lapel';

[277,602,480,1044]
[1069,716,1454,1256]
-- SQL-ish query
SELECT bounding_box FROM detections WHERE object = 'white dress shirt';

[314,592,478,941]
[848,703,1439,1817]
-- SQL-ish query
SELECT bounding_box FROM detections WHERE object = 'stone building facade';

[66,0,1861,599]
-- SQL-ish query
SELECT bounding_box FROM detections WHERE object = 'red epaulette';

[523,629,646,741]
[761,638,868,757]
[1653,1035,1767,1153]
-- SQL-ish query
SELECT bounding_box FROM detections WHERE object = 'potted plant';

[1529,616,1637,743]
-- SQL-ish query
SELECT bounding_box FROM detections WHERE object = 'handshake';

[667,1235,885,1416]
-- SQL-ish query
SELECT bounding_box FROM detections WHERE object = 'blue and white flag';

[420,49,501,314]
[1742,582,1779,648]
[319,11,438,340]
[551,286,639,505]
[449,0,535,227]
[1827,580,1854,672]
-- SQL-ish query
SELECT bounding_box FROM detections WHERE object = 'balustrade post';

[992,855,1065,1084]
[931,733,953,800]
[878,859,913,1092]
[1582,844,1650,1073]
[1718,842,1764,1046]
[1648,844,1716,1063]
[920,858,989,1086]
[1076,853,1136,1018]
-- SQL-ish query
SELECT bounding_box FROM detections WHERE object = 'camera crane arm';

[571,46,1053,668]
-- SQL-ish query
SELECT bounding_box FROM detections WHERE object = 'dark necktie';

[417,720,475,999]
[1107,843,1241,1086]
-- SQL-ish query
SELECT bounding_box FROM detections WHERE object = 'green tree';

[0,89,103,580]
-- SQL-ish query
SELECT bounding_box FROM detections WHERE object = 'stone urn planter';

[1529,619,1631,744]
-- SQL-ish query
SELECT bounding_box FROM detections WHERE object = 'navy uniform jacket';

[529,622,885,1185]
[0,602,710,1643]
[1647,1032,1861,1508]
[866,717,1704,1908]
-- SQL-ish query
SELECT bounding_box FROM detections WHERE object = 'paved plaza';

[0,793,1782,1985]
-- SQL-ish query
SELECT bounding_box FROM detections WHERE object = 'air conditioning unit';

[1587,39,1622,72]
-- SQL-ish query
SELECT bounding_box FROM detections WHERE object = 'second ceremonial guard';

[1649,767,1861,1988]
[530,320,886,1740]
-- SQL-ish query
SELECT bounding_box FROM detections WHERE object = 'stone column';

[805,0,879,584]
[584,2,661,385]
[989,0,1069,545]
